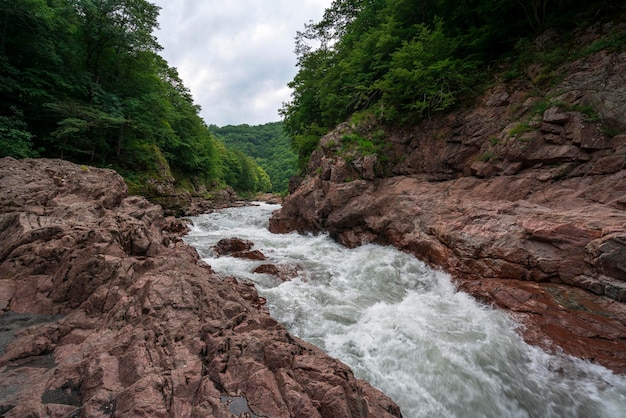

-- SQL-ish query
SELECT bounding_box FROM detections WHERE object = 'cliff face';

[0,158,400,417]
[270,49,626,372]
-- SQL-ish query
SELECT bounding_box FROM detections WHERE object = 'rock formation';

[270,49,626,372]
[253,264,304,282]
[0,158,401,417]
[213,238,268,260]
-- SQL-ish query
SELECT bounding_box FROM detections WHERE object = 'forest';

[282,0,625,170]
[2,0,624,194]
[0,0,271,195]
[209,122,296,194]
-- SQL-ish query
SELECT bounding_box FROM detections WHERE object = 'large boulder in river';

[254,263,305,281]
[0,158,401,418]
[213,237,267,260]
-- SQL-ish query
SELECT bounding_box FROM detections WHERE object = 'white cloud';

[151,0,333,126]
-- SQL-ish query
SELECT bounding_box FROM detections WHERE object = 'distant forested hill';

[209,122,296,193]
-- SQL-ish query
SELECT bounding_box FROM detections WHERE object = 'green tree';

[0,107,37,158]
[375,20,477,120]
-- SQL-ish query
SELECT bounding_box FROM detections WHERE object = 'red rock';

[258,193,283,204]
[270,49,626,373]
[214,237,254,254]
[458,278,626,373]
[254,263,304,281]
[0,158,401,417]
[213,237,268,260]
[543,106,570,125]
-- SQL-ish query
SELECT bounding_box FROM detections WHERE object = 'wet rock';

[214,237,253,254]
[0,158,401,418]
[152,187,241,217]
[254,264,304,281]
[458,279,626,373]
[213,237,267,260]
[272,170,626,372]
[257,193,283,205]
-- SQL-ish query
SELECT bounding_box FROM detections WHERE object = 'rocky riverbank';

[0,157,400,417]
[270,48,626,372]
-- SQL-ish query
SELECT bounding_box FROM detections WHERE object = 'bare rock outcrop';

[0,158,401,418]
[270,49,626,372]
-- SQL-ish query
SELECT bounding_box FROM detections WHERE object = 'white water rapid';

[184,203,626,418]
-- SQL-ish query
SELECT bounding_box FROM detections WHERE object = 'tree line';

[0,0,271,195]
[281,0,623,170]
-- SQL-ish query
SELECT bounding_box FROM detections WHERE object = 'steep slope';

[270,44,626,372]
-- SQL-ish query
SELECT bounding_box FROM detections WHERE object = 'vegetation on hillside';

[209,122,296,193]
[0,0,269,195]
[281,0,625,170]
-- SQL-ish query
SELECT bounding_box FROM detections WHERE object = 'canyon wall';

[270,50,626,372]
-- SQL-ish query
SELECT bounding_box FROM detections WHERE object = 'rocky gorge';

[0,158,401,417]
[269,46,626,373]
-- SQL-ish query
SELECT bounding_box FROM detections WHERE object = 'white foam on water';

[185,203,626,418]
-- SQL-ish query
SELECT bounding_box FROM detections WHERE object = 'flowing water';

[184,203,626,418]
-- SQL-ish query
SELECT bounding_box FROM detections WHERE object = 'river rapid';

[184,203,626,418]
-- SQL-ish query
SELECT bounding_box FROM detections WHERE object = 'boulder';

[254,263,305,281]
[213,237,267,260]
[214,237,254,254]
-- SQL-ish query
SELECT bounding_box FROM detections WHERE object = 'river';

[184,202,626,418]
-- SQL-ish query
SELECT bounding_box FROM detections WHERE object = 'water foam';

[185,203,626,418]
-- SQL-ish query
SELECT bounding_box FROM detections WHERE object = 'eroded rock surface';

[270,49,626,372]
[0,158,401,418]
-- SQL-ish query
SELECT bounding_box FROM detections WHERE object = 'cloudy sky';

[150,0,333,127]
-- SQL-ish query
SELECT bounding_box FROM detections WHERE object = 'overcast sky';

[150,0,333,127]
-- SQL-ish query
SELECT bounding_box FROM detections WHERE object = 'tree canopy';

[0,0,269,195]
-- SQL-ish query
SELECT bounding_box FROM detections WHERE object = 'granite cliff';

[270,46,626,372]
[0,158,400,417]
